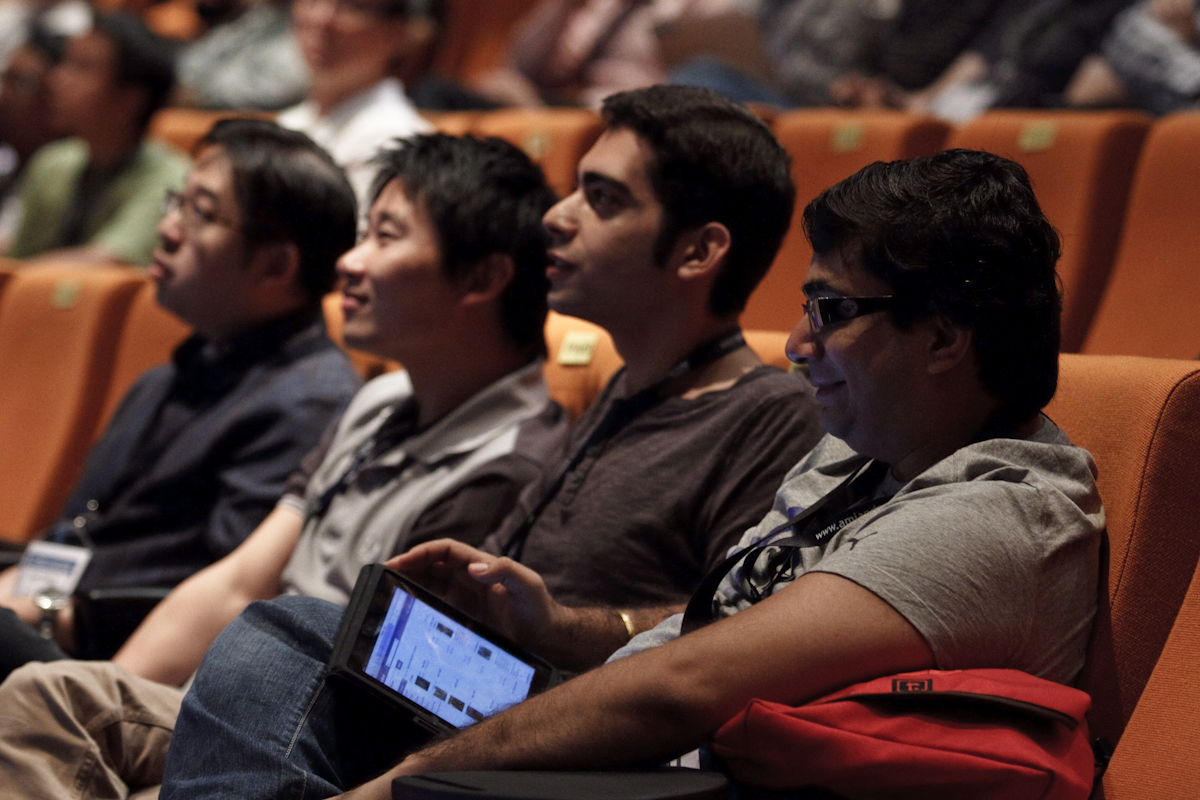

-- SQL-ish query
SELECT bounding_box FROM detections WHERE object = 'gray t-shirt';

[280,362,568,605]
[615,417,1103,687]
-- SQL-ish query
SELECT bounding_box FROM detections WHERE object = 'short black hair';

[91,12,177,133]
[369,133,557,359]
[600,85,794,316]
[198,118,357,302]
[804,148,1063,425]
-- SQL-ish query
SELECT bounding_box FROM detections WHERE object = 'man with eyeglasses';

[164,147,1101,799]
[0,119,361,680]
[6,13,190,266]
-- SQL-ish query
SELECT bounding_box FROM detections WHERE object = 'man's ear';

[671,222,732,282]
[248,241,302,292]
[926,315,975,376]
[457,253,515,306]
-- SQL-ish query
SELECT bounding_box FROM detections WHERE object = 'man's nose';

[785,312,820,365]
[542,190,581,245]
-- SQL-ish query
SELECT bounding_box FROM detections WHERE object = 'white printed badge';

[13,541,92,597]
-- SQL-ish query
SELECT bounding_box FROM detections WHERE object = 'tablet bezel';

[329,563,560,735]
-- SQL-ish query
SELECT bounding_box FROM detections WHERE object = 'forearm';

[114,505,303,685]
[336,573,935,800]
[537,603,683,671]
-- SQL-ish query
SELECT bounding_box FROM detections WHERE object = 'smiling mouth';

[546,253,576,282]
[148,254,171,281]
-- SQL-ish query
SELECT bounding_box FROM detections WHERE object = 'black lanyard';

[307,401,419,523]
[501,329,747,561]
[680,457,890,634]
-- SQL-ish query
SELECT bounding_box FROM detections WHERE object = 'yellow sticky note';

[524,130,551,160]
[1018,122,1057,152]
[51,280,79,310]
[831,122,865,153]
[558,331,598,366]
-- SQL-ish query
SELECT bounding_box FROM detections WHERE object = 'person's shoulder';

[25,138,87,175]
[135,139,192,176]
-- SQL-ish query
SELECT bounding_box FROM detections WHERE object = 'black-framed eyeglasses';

[163,190,238,231]
[803,295,894,332]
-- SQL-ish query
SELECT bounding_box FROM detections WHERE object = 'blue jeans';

[160,596,429,799]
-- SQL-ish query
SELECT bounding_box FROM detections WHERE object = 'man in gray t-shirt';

[321,148,1101,796]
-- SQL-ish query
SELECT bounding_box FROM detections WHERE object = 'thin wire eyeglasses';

[162,190,238,231]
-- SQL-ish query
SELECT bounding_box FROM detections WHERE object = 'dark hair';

[600,85,794,316]
[803,148,1063,424]
[369,133,557,359]
[24,21,67,66]
[91,12,177,132]
[198,118,357,302]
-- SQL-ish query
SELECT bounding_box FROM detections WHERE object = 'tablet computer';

[329,563,560,735]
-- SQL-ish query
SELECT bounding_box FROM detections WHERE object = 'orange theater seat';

[1044,354,1200,747]
[1083,112,1200,358]
[947,111,1150,353]
[422,110,484,136]
[149,108,277,156]
[94,280,193,435]
[542,311,622,419]
[747,110,950,332]
[0,264,145,542]
[1100,546,1200,798]
[743,328,794,371]
[321,292,398,381]
[470,108,603,198]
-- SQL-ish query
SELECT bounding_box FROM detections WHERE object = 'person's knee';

[228,595,346,664]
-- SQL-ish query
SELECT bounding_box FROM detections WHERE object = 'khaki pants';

[0,661,181,800]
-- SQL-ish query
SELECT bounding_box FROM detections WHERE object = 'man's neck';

[403,345,533,430]
[610,315,758,398]
[83,126,142,170]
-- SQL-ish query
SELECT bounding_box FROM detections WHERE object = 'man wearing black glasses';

[0,119,360,677]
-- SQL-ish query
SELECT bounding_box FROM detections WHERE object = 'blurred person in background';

[1066,0,1200,114]
[473,0,744,110]
[277,0,433,207]
[175,0,309,111]
[0,22,65,251]
[5,12,190,265]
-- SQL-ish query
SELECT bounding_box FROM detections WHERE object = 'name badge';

[13,541,93,597]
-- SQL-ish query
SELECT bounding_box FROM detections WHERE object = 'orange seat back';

[1044,354,1200,746]
[743,329,794,371]
[542,312,622,420]
[1101,548,1200,797]
[94,280,193,434]
[0,265,145,542]
[423,110,485,136]
[747,110,949,332]
[148,108,277,156]
[1083,113,1200,357]
[947,111,1150,353]
[471,108,603,199]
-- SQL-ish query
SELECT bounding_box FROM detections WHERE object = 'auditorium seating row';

[0,261,796,544]
[3,257,1200,795]
[148,105,1200,359]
